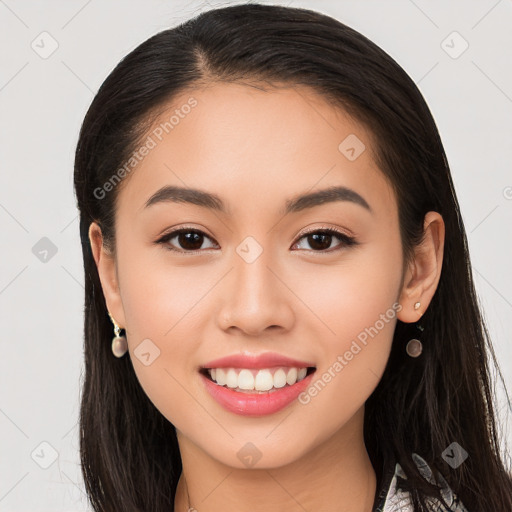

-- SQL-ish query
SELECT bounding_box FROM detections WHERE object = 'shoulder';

[375,453,468,512]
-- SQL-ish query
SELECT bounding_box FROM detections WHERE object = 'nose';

[216,246,295,336]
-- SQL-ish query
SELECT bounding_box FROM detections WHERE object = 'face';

[93,82,410,469]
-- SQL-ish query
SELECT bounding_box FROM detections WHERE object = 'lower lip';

[200,370,316,416]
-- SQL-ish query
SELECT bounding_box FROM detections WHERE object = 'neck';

[174,407,377,512]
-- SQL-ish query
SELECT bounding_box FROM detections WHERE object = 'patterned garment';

[373,453,468,511]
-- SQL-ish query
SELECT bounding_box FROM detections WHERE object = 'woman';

[73,3,512,511]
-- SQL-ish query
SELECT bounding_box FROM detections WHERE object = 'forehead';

[115,82,395,219]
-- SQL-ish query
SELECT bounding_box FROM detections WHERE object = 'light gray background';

[1,0,511,510]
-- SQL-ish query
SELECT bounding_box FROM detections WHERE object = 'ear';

[88,222,126,329]
[397,211,445,323]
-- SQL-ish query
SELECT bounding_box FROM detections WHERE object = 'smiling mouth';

[199,366,317,393]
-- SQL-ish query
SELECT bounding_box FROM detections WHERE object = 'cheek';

[295,239,403,348]
[117,236,211,339]
[113,243,208,419]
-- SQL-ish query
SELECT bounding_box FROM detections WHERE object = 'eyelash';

[155,225,358,255]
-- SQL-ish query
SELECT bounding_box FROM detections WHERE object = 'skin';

[89,82,444,512]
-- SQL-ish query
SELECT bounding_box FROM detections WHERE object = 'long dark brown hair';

[73,3,512,510]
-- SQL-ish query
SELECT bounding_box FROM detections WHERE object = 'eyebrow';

[143,184,372,215]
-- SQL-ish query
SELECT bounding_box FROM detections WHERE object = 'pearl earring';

[108,312,128,358]
[406,302,423,357]
[406,338,422,357]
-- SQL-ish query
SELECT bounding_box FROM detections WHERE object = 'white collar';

[381,453,468,512]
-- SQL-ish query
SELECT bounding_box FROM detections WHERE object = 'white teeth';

[238,369,255,390]
[226,369,238,388]
[215,368,225,386]
[254,369,273,391]
[273,368,287,388]
[286,367,297,385]
[206,366,311,391]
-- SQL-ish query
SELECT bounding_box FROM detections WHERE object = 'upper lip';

[201,351,316,370]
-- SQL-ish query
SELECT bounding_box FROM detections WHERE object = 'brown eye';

[174,231,204,251]
[305,232,334,251]
[157,228,218,253]
[292,229,356,252]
